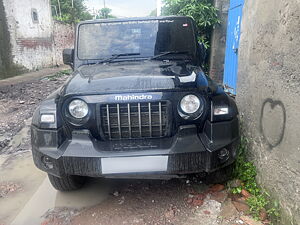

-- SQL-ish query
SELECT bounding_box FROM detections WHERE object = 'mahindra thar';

[31,16,239,191]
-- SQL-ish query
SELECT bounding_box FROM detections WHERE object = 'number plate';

[101,156,168,174]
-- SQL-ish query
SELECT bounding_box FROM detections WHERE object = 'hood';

[62,61,219,96]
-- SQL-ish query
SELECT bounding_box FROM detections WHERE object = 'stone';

[241,189,251,199]
[220,200,239,219]
[209,184,225,193]
[240,215,264,225]
[232,201,250,213]
[113,191,119,197]
[187,197,193,204]
[165,209,176,219]
[232,195,247,203]
[194,193,206,200]
[228,179,243,188]
[259,208,267,221]
[192,199,204,207]
[203,210,211,215]
[210,191,228,203]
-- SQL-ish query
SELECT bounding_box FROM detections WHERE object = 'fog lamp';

[40,114,55,123]
[218,148,229,160]
[214,107,229,115]
[42,156,54,169]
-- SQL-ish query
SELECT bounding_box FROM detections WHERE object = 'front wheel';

[48,174,86,191]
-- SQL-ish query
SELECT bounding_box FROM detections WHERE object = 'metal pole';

[51,5,58,17]
[104,0,106,8]
[71,0,75,24]
[57,0,62,19]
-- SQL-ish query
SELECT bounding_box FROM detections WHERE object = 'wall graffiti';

[259,98,286,149]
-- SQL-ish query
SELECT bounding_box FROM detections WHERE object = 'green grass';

[230,136,280,223]
[46,69,72,81]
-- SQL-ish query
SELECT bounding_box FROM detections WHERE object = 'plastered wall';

[237,0,300,224]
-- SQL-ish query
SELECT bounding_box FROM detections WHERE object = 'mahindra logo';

[114,94,153,101]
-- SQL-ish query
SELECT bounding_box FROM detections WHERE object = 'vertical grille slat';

[106,105,111,140]
[127,104,132,138]
[159,102,162,137]
[138,103,142,137]
[148,102,152,137]
[101,101,169,140]
[117,104,121,139]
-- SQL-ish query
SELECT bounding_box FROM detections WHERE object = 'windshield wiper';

[99,53,141,63]
[86,53,141,65]
[150,51,190,60]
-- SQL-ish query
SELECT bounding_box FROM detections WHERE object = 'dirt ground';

[0,70,69,154]
[0,69,264,225]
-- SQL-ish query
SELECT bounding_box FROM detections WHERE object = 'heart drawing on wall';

[259,98,286,149]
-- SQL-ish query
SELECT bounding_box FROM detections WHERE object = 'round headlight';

[68,99,89,119]
[180,95,201,114]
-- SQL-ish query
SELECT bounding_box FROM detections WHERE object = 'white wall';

[3,0,54,70]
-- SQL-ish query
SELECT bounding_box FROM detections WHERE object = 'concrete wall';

[209,0,230,84]
[0,0,74,79]
[237,0,300,224]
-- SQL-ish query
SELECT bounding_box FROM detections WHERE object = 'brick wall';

[53,21,75,66]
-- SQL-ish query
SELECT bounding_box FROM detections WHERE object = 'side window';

[31,9,39,23]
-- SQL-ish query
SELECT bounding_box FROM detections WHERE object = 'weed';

[46,69,71,81]
[231,135,281,223]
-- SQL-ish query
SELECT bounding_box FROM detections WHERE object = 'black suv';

[31,16,239,191]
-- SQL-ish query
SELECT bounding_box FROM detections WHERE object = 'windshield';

[77,18,197,60]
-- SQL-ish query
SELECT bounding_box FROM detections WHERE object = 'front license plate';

[101,156,168,174]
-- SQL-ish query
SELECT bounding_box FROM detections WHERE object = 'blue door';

[223,0,244,94]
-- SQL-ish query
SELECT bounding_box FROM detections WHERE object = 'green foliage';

[96,8,116,19]
[247,194,268,219]
[51,0,92,24]
[231,135,281,223]
[161,0,220,48]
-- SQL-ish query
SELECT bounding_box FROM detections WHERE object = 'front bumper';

[31,118,239,178]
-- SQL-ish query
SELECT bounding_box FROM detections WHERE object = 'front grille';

[100,102,170,140]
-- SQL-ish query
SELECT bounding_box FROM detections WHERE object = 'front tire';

[48,174,86,191]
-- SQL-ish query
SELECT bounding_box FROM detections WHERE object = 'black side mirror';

[63,49,74,68]
[198,42,207,66]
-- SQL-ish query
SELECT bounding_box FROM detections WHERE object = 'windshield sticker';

[95,20,174,27]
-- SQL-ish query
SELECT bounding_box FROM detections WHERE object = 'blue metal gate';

[223,0,244,94]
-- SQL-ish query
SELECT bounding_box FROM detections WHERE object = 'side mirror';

[63,49,74,68]
[198,42,207,66]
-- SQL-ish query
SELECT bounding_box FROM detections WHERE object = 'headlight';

[68,99,89,119]
[180,95,201,114]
